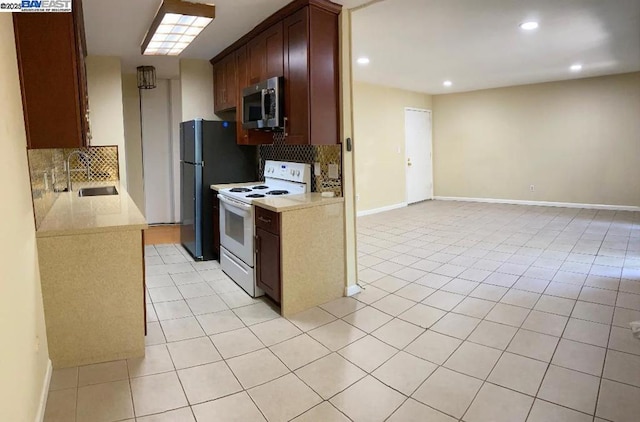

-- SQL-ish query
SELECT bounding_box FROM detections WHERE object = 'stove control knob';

[290,169,295,176]
[296,170,300,176]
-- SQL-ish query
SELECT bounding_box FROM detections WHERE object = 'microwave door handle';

[261,89,267,121]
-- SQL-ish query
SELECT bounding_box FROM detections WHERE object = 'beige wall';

[353,81,432,212]
[121,74,145,211]
[86,56,128,189]
[0,14,50,422]
[180,59,217,121]
[433,72,640,207]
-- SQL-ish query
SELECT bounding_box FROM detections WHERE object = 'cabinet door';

[73,0,90,145]
[283,8,310,145]
[224,54,237,109]
[247,22,284,84]
[213,62,225,113]
[14,12,85,149]
[247,34,265,85]
[235,46,250,144]
[264,21,284,79]
[256,227,281,304]
[308,6,340,145]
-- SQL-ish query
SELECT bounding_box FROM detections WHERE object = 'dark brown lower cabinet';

[255,226,281,304]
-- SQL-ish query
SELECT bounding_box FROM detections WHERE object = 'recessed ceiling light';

[443,80,453,87]
[519,21,539,30]
[357,57,370,65]
[570,64,583,72]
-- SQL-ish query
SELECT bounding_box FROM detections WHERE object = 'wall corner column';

[339,9,360,296]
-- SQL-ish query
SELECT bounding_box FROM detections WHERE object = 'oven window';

[225,209,245,245]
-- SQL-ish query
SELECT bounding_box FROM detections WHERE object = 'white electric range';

[217,160,311,297]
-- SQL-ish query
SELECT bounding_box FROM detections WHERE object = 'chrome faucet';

[66,150,91,192]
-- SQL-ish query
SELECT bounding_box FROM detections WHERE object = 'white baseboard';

[36,359,52,422]
[345,284,362,296]
[434,196,640,212]
[357,202,408,217]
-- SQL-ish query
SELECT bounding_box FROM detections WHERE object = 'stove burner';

[246,194,265,198]
[266,190,289,196]
[230,188,251,193]
[252,185,269,190]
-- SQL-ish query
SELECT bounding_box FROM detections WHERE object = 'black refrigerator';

[180,119,257,260]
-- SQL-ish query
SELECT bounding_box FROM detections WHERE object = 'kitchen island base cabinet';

[37,229,145,368]
[255,201,344,317]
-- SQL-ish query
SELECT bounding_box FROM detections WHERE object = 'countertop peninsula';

[37,182,147,237]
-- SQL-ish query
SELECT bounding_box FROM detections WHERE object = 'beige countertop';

[36,182,148,238]
[210,181,263,191]
[254,193,344,212]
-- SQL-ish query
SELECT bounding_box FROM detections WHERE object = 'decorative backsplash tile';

[259,134,343,197]
[27,146,119,228]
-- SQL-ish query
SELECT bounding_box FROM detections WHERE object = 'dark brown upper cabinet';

[282,5,339,145]
[210,0,341,146]
[13,0,90,149]
[213,53,237,113]
[247,22,284,85]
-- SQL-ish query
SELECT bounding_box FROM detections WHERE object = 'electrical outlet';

[529,185,535,192]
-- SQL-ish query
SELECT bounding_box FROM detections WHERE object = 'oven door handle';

[217,194,252,217]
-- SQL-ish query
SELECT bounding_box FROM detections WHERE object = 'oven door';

[218,194,254,266]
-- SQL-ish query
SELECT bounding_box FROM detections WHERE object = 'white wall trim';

[345,284,362,296]
[357,202,408,217]
[35,359,52,422]
[434,196,640,212]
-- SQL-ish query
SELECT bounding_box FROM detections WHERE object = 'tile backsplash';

[259,134,343,197]
[27,146,119,227]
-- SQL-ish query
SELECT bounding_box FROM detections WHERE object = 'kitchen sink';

[78,186,118,197]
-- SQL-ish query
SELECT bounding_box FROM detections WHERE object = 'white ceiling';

[83,0,370,78]
[352,0,640,94]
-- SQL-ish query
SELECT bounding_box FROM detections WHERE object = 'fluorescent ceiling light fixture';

[443,80,453,87]
[141,0,215,56]
[570,63,583,72]
[357,57,370,65]
[519,21,539,30]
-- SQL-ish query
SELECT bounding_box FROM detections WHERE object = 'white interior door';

[405,108,433,204]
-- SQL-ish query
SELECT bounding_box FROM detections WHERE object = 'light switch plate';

[328,163,339,179]
[314,162,321,175]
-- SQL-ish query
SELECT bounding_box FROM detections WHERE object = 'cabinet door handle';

[255,234,260,253]
[283,117,288,137]
[258,216,272,224]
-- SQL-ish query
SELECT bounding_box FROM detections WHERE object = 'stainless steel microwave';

[241,76,284,130]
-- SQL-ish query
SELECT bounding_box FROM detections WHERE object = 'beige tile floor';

[44,201,640,421]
